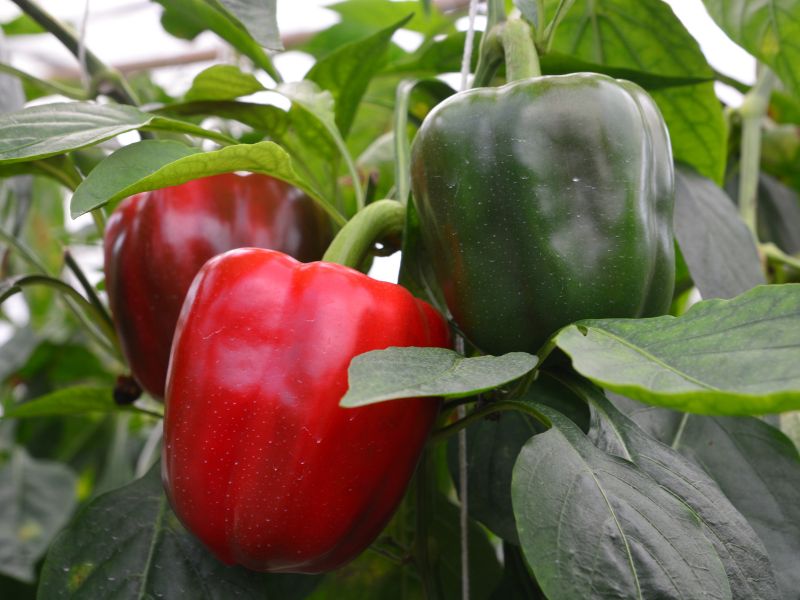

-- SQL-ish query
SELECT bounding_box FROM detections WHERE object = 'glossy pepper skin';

[163,249,450,573]
[411,73,675,355]
[103,173,331,399]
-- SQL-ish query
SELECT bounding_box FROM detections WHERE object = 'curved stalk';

[322,200,405,269]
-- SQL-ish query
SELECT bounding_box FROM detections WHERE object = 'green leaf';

[154,0,279,80]
[0,447,77,583]
[703,0,800,97]
[614,395,800,600]
[2,386,117,418]
[580,381,780,599]
[70,140,199,216]
[184,64,265,101]
[158,99,342,211]
[38,465,320,598]
[0,63,86,101]
[307,15,412,138]
[1,14,45,36]
[545,0,727,183]
[69,141,341,226]
[326,0,451,36]
[539,52,711,90]
[217,0,282,51]
[674,165,765,299]
[446,372,589,544]
[650,83,728,184]
[340,347,538,408]
[0,102,233,165]
[511,406,732,600]
[556,284,800,415]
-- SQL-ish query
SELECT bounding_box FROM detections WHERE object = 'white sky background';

[0,0,757,339]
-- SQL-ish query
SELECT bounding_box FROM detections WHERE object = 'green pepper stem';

[322,200,406,269]
[502,18,541,81]
[472,18,540,88]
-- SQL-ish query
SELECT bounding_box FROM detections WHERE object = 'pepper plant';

[1,0,800,598]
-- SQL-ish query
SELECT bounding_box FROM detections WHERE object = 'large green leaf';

[580,381,779,599]
[545,0,727,183]
[674,165,765,299]
[614,395,800,599]
[511,406,731,600]
[340,347,537,407]
[703,0,800,97]
[307,16,412,138]
[0,447,77,582]
[38,465,319,598]
[0,102,232,165]
[555,284,800,414]
[69,141,340,226]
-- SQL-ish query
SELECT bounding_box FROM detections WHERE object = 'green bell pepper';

[411,73,675,355]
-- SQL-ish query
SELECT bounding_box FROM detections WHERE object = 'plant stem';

[431,399,550,443]
[472,17,540,88]
[322,200,405,269]
[738,67,778,238]
[11,0,140,106]
[64,249,114,333]
[502,18,540,81]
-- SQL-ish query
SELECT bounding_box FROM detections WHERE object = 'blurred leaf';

[770,90,800,125]
[539,52,711,89]
[0,64,86,101]
[556,284,800,414]
[386,31,482,75]
[545,0,727,183]
[429,494,503,600]
[326,0,452,36]
[511,406,731,600]
[0,447,77,582]
[674,165,765,299]
[756,174,800,254]
[38,464,320,599]
[1,14,45,35]
[184,64,265,101]
[614,395,800,600]
[217,0,282,51]
[155,0,279,79]
[307,15,412,137]
[0,327,37,381]
[703,0,800,97]
[340,347,537,408]
[3,387,117,419]
[0,102,233,165]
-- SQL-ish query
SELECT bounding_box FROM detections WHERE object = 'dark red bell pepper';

[103,173,331,398]
[162,248,450,573]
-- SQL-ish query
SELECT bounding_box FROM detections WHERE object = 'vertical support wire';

[458,4,480,596]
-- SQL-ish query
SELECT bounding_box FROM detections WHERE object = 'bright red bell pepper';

[162,248,450,573]
[103,173,331,398]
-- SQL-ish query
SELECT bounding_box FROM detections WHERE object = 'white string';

[457,3,480,598]
[78,0,90,90]
[459,0,481,91]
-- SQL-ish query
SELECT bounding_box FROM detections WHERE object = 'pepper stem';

[322,200,406,269]
[502,18,541,81]
[472,17,540,88]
